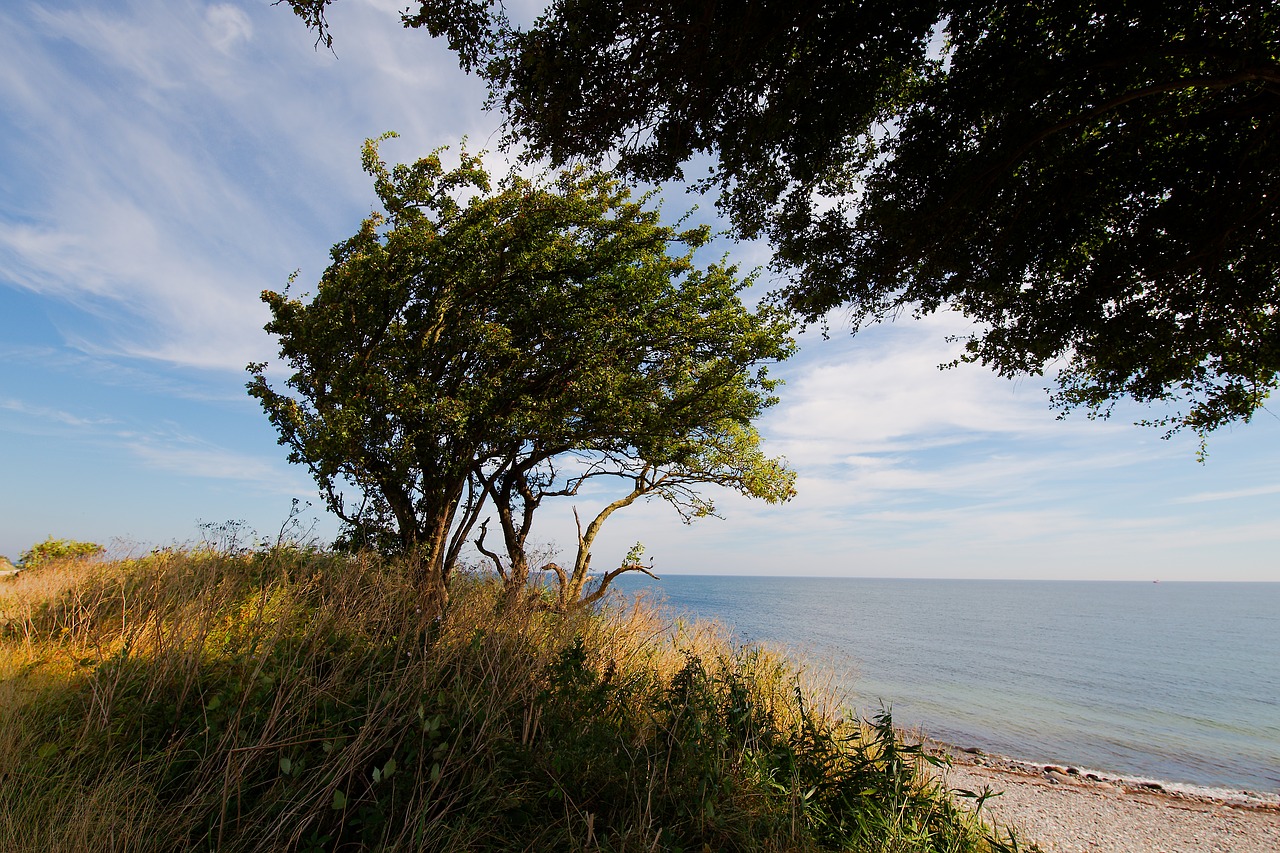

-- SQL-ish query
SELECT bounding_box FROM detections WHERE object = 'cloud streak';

[0,0,496,375]
[121,428,314,496]
[0,397,117,429]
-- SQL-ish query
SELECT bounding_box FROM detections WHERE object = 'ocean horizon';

[607,575,1280,794]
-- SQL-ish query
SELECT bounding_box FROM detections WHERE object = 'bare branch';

[574,562,662,610]
[446,473,487,570]
[474,519,506,580]
[542,560,570,607]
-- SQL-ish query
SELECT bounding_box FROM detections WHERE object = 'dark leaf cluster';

[289,0,1280,435]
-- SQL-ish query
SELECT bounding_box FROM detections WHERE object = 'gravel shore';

[935,751,1280,853]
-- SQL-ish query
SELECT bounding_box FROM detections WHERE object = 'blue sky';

[2,0,1278,580]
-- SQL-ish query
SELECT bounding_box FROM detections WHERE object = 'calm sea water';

[608,576,1280,793]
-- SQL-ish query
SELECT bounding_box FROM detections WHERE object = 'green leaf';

[392,0,1280,438]
[331,789,347,810]
[250,137,794,584]
[279,756,292,776]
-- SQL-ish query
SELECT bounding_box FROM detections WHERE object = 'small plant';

[18,536,103,569]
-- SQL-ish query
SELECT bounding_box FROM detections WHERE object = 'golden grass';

[0,548,1013,853]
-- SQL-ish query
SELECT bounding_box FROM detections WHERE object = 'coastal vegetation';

[248,137,795,613]
[0,545,1022,852]
[16,536,104,569]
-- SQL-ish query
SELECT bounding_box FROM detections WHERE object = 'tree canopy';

[287,0,1280,436]
[248,135,794,607]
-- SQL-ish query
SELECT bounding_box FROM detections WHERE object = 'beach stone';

[941,763,1280,853]
[1046,770,1073,784]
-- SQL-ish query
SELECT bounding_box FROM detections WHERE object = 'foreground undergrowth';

[0,548,1023,852]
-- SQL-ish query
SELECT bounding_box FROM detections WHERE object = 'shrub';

[18,536,104,569]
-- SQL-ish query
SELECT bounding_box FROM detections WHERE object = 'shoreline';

[922,738,1280,810]
[923,741,1280,853]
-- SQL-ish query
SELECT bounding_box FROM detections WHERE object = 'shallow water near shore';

[610,576,1280,794]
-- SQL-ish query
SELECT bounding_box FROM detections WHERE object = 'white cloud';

[769,315,1069,458]
[121,427,313,495]
[0,0,495,374]
[0,391,299,494]
[0,397,115,429]
[205,4,252,52]
[1173,483,1280,504]
[30,5,184,92]
[0,344,254,404]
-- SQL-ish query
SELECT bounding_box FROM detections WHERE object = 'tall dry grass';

[0,548,1019,852]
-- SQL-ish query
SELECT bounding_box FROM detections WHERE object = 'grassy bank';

[0,548,1021,852]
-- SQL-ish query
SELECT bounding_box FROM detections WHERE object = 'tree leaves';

[288,0,1280,435]
[248,137,794,598]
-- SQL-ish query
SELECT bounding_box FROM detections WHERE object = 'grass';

[0,547,1025,852]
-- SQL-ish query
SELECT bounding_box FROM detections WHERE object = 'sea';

[607,575,1280,795]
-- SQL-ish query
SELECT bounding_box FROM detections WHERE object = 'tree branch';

[574,561,661,610]
[474,518,506,580]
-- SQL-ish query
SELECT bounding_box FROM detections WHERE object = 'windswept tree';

[477,419,795,610]
[286,0,1280,438]
[249,135,794,608]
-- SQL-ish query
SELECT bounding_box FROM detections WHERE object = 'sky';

[2,0,1278,581]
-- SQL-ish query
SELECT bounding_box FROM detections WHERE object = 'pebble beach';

[935,748,1280,853]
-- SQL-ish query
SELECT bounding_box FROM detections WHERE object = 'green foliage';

[287,0,1280,436]
[249,134,794,605]
[19,536,104,569]
[0,549,1012,852]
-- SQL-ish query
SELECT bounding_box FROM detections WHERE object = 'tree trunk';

[561,485,644,607]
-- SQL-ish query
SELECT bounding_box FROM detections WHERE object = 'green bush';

[18,536,104,569]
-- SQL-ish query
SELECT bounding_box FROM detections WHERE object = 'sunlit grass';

[0,548,1023,852]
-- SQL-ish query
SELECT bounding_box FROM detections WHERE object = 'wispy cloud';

[768,314,1113,457]
[0,397,116,428]
[0,0,494,375]
[0,344,253,405]
[1173,484,1280,504]
[0,390,304,494]
[205,4,253,53]
[120,427,313,496]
